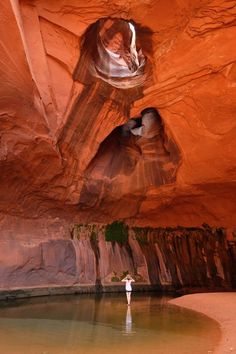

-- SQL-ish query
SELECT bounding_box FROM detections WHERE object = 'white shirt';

[125,279,134,291]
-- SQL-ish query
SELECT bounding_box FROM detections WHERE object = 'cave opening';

[120,107,163,138]
[73,17,153,90]
[59,17,153,160]
[78,107,181,209]
[84,106,179,177]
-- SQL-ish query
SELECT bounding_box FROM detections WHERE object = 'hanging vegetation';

[105,221,128,244]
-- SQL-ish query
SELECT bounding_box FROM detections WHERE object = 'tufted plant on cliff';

[111,272,120,282]
[105,221,128,244]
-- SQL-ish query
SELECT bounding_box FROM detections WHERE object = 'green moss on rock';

[105,221,128,244]
[111,276,120,282]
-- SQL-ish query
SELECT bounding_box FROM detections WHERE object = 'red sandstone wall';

[0,225,235,290]
[0,0,236,290]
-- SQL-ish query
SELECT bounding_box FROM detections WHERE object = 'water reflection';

[0,293,220,354]
[123,306,134,335]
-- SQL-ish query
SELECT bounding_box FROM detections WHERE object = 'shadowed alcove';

[78,107,181,209]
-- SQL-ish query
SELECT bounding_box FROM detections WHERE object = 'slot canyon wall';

[0,0,236,291]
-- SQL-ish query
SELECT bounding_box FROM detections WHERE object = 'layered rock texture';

[0,0,236,290]
[0,224,235,290]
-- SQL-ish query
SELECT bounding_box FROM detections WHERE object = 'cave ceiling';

[0,0,236,229]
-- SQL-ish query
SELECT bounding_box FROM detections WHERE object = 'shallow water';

[0,293,220,354]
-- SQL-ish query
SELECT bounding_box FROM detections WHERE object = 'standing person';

[121,274,135,305]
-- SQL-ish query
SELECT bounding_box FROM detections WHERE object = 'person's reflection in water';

[125,306,132,334]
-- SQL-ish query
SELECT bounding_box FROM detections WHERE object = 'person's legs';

[126,291,131,305]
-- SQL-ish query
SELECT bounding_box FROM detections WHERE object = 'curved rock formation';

[1,0,235,228]
[0,0,236,290]
[79,108,180,213]
[89,18,146,88]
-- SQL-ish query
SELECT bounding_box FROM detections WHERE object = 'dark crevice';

[90,235,102,292]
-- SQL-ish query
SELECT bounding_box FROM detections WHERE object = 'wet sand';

[170,292,236,354]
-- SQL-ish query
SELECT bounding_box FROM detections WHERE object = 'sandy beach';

[170,292,236,354]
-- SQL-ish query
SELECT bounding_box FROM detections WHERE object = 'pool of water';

[0,293,220,354]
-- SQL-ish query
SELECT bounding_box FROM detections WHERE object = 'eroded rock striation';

[0,0,236,291]
[0,224,235,290]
